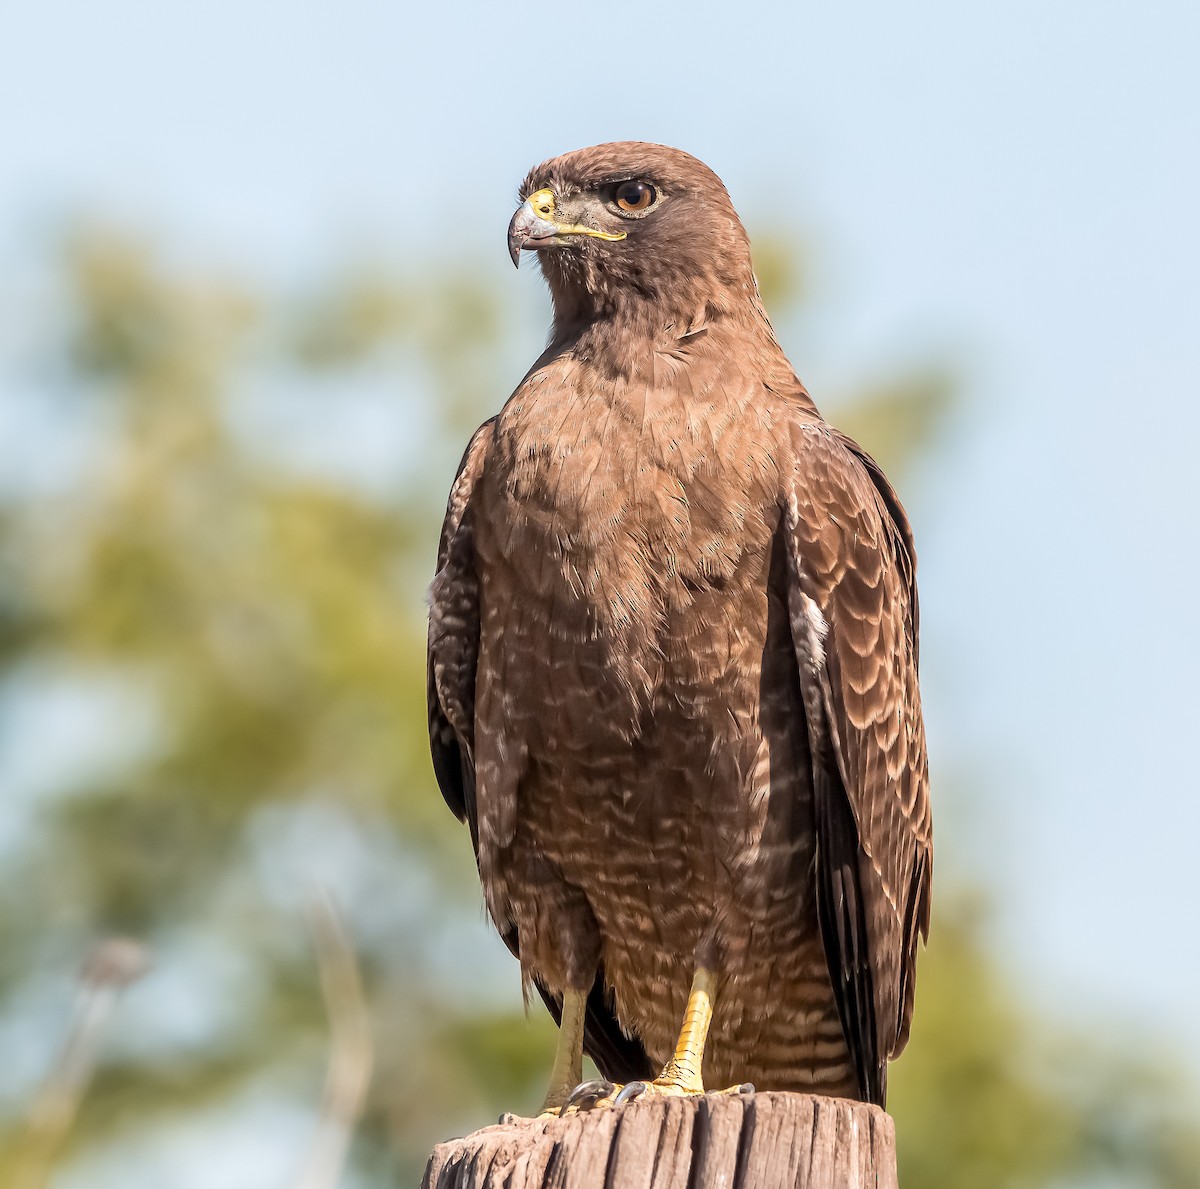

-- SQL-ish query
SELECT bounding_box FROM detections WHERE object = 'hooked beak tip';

[508,199,556,271]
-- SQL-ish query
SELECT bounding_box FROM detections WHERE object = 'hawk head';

[508,142,756,326]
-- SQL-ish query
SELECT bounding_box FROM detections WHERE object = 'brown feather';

[427,142,931,1103]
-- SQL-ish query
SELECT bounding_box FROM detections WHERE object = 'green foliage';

[0,228,1194,1187]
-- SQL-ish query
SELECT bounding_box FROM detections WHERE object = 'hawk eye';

[614,180,656,213]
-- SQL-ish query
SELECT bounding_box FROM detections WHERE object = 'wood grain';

[422,1092,898,1189]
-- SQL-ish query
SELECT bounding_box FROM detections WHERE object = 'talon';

[613,1080,649,1106]
[562,1078,614,1113]
[737,1082,755,1096]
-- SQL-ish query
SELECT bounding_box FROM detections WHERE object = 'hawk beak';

[507,198,558,268]
[507,188,627,268]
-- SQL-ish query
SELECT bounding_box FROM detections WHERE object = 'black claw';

[563,1078,614,1112]
[613,1080,649,1106]
[737,1083,756,1096]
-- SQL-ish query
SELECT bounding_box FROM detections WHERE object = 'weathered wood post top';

[422,1091,898,1189]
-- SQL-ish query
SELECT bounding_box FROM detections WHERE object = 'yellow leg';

[654,967,717,1094]
[556,966,749,1114]
[539,987,586,1114]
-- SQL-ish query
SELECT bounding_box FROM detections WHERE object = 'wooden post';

[421,1092,897,1189]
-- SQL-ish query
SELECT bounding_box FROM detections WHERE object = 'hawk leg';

[653,965,717,1094]
[538,987,586,1115]
[562,968,753,1112]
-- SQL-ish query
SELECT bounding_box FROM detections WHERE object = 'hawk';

[427,143,931,1112]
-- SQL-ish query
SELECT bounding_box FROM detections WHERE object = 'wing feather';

[784,419,932,1106]
[427,421,495,842]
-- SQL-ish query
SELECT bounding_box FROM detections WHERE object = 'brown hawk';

[427,142,931,1112]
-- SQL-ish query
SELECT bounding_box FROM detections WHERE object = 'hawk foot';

[557,1076,754,1113]
[555,1078,616,1114]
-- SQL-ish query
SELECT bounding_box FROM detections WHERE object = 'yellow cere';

[528,188,556,219]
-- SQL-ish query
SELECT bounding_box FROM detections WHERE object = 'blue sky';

[3,0,1199,1089]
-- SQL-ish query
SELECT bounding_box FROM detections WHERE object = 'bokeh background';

[2,2,1198,1186]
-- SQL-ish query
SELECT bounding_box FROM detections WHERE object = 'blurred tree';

[0,229,1194,1188]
